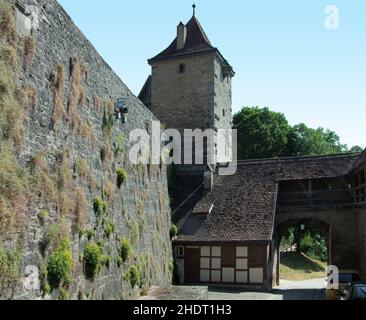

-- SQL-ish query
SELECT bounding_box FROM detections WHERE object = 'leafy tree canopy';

[233,107,363,160]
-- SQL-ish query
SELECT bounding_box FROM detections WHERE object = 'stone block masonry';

[0,0,172,299]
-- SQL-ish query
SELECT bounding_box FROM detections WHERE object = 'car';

[326,270,361,300]
[343,282,366,300]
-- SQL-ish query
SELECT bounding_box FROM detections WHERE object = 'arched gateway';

[172,151,366,290]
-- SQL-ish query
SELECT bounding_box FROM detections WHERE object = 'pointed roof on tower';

[148,12,234,76]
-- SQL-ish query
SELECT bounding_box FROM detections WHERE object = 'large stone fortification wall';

[0,0,172,300]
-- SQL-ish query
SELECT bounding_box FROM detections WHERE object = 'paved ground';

[139,286,208,300]
[208,278,326,300]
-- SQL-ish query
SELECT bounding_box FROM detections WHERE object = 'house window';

[200,246,222,283]
[177,246,184,258]
[179,63,185,74]
[235,246,248,284]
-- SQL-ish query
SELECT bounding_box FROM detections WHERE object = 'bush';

[116,256,122,268]
[93,197,107,217]
[119,238,131,263]
[170,225,178,239]
[169,258,174,273]
[116,168,127,188]
[0,241,21,295]
[103,220,115,239]
[59,287,69,300]
[101,255,111,268]
[86,229,95,241]
[46,239,74,289]
[300,232,327,261]
[129,265,140,288]
[37,210,48,226]
[83,242,103,280]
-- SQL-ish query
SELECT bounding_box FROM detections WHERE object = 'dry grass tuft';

[31,150,48,173]
[0,143,28,235]
[93,94,102,110]
[23,85,37,112]
[0,0,18,45]
[51,64,66,127]
[75,157,96,192]
[74,187,87,229]
[0,43,19,74]
[58,191,73,218]
[24,35,36,72]
[30,151,58,205]
[103,181,115,206]
[57,148,74,191]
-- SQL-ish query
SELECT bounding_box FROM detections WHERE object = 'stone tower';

[139,8,235,175]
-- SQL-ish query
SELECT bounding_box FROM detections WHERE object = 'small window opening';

[179,64,185,74]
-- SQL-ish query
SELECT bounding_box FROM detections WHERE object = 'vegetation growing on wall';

[24,35,36,72]
[116,168,127,188]
[119,238,131,262]
[46,238,74,289]
[0,0,172,300]
[93,197,107,218]
[0,240,21,297]
[51,64,66,127]
[83,242,103,280]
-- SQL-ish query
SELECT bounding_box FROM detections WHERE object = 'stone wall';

[1,0,172,300]
[275,208,360,271]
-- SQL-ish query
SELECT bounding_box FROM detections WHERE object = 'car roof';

[350,282,366,286]
[338,270,360,274]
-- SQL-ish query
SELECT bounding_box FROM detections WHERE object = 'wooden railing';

[278,184,366,207]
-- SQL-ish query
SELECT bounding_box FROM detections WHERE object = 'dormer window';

[179,63,186,74]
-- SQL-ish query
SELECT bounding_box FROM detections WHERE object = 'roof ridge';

[234,152,360,165]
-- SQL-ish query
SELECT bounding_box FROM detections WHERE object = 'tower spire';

[192,3,196,16]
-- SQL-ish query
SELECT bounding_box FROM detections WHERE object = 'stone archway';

[273,218,331,286]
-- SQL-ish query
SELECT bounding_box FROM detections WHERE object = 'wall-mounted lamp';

[116,98,129,124]
[300,224,305,231]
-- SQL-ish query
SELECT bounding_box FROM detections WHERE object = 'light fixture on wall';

[300,224,305,231]
[115,98,129,124]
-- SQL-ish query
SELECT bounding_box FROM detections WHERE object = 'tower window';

[223,109,226,118]
[179,63,185,74]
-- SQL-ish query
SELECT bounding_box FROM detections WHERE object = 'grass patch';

[280,252,326,281]
[46,238,74,289]
[119,238,131,263]
[83,242,103,280]
[37,210,48,226]
[74,188,87,230]
[93,197,107,217]
[116,168,127,188]
[0,240,21,296]
[0,0,18,45]
[24,35,36,72]
[51,64,66,127]
[103,219,115,239]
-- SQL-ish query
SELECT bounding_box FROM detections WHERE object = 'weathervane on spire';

[192,3,196,16]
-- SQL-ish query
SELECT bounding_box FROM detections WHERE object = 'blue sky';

[58,0,365,148]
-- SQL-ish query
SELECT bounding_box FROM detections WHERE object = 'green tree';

[349,145,364,153]
[234,106,363,160]
[285,124,347,156]
[233,107,291,159]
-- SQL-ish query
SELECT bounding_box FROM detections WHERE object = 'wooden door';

[184,247,200,284]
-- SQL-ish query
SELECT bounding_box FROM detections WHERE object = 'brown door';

[184,247,200,284]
